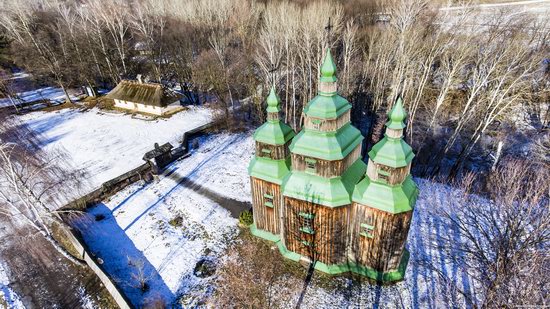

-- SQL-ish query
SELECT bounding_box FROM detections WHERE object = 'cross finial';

[325,17,333,44]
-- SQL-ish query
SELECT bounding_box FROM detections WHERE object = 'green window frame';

[305,157,317,173]
[300,226,315,235]
[360,223,375,238]
[301,240,312,247]
[264,192,274,208]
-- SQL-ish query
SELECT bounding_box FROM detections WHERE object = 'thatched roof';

[106,80,183,107]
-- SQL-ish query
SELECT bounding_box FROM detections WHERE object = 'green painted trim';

[253,121,295,145]
[289,123,363,161]
[282,159,367,208]
[248,157,291,185]
[320,49,337,83]
[368,135,415,168]
[264,193,274,199]
[264,201,274,208]
[299,226,315,234]
[250,224,280,242]
[303,94,351,120]
[349,250,409,282]
[298,212,315,219]
[352,175,418,214]
[250,225,409,282]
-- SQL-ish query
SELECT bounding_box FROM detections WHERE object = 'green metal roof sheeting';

[253,121,295,145]
[303,94,351,119]
[352,175,418,214]
[290,123,363,161]
[320,49,337,83]
[248,157,291,185]
[266,86,281,113]
[385,96,407,130]
[282,159,367,207]
[368,135,414,168]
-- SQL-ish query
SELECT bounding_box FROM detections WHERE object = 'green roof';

[248,156,292,185]
[352,175,418,214]
[290,123,363,161]
[386,96,406,130]
[282,159,367,207]
[368,135,414,168]
[320,49,337,83]
[303,94,351,119]
[266,86,281,113]
[253,121,295,145]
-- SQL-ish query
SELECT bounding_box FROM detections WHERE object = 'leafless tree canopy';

[429,160,550,307]
[0,0,548,175]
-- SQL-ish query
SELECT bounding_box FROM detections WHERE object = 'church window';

[299,212,315,234]
[360,223,375,239]
[377,165,391,183]
[311,119,322,130]
[305,158,317,173]
[264,193,274,208]
[261,148,272,158]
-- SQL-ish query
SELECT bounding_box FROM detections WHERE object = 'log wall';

[350,202,412,272]
[283,197,350,265]
[291,145,361,178]
[251,177,281,235]
[255,140,291,160]
[366,159,411,185]
[304,110,350,132]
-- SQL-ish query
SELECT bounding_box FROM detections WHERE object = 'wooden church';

[248,49,418,282]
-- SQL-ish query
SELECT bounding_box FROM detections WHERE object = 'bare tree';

[430,160,550,307]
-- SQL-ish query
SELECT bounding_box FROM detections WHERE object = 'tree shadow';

[72,203,179,308]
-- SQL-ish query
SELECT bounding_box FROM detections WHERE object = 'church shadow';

[73,203,179,308]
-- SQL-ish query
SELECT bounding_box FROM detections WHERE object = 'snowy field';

[0,86,80,108]
[0,263,25,309]
[16,106,212,202]
[73,134,252,307]
[73,132,478,308]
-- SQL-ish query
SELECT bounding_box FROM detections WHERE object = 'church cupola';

[248,86,295,241]
[350,96,418,282]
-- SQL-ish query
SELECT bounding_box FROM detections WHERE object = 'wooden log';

[304,110,350,132]
[366,159,411,185]
[291,145,361,178]
[283,197,350,265]
[350,202,412,272]
[250,177,282,235]
[255,140,291,160]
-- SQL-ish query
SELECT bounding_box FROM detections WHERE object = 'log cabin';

[248,49,418,283]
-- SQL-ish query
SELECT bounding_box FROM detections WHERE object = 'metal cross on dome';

[325,17,334,45]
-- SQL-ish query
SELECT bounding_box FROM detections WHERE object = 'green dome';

[368,134,414,168]
[283,159,367,207]
[289,123,363,161]
[385,96,407,130]
[303,94,351,120]
[254,121,295,146]
[266,86,280,113]
[352,175,418,214]
[320,49,337,83]
[248,156,292,185]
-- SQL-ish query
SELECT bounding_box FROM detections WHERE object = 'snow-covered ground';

[16,106,212,202]
[0,86,79,107]
[73,134,252,307]
[72,131,478,308]
[0,263,25,309]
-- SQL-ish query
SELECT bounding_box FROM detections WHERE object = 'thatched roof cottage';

[106,80,183,116]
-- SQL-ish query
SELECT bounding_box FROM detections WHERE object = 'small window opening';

[264,193,274,208]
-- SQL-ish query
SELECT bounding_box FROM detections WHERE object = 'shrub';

[169,215,183,227]
[239,210,253,226]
